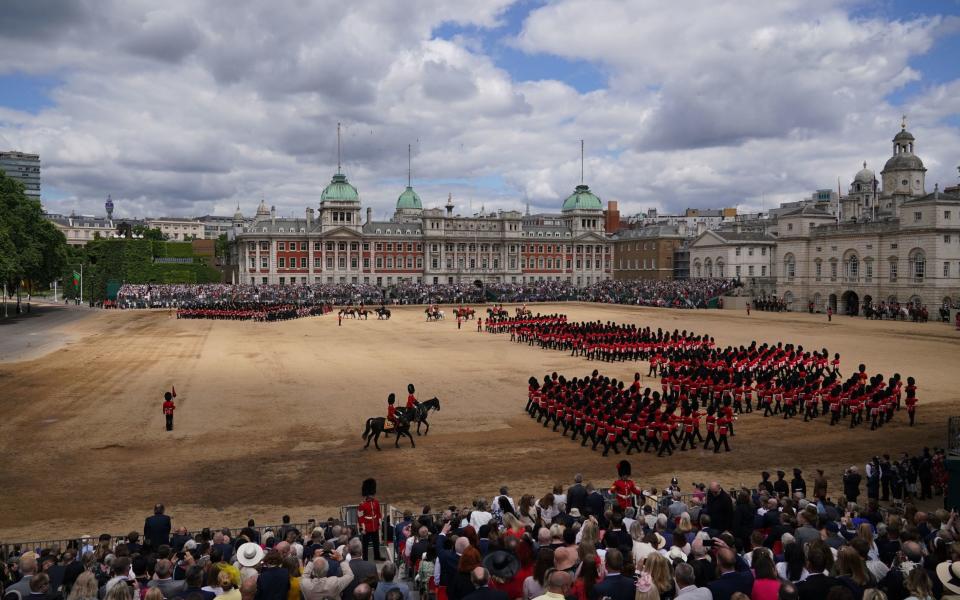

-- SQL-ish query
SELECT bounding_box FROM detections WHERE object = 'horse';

[362,414,415,450]
[339,307,357,319]
[398,397,441,435]
[376,307,391,320]
[425,307,444,321]
[453,307,475,319]
[356,308,369,320]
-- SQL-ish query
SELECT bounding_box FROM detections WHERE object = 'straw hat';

[236,542,265,568]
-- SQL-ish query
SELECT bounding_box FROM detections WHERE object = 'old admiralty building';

[230,167,613,286]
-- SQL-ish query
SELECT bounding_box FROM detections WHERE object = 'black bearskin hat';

[408,383,415,394]
[617,460,631,478]
[362,478,377,497]
[164,392,172,401]
[388,393,396,404]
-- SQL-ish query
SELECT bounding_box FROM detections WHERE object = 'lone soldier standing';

[358,478,383,562]
[162,392,176,431]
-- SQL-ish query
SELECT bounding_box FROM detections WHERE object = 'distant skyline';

[1,0,959,219]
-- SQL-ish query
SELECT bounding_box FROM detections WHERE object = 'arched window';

[846,255,859,282]
[694,261,702,278]
[705,258,713,278]
[717,259,725,278]
[909,249,925,282]
[814,259,822,281]
[784,253,796,280]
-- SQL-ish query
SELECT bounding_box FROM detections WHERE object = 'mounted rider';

[406,383,419,413]
[386,393,398,433]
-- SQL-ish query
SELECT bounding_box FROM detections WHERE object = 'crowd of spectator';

[114,280,738,311]
[1,449,955,600]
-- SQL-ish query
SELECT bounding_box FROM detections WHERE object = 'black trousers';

[362,531,382,561]
[165,414,173,431]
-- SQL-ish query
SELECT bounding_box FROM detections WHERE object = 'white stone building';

[688,229,777,289]
[777,122,960,313]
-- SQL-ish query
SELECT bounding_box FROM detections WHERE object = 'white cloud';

[0,0,957,221]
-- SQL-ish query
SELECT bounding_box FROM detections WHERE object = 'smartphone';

[702,540,715,547]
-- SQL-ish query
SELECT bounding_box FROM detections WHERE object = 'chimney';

[271,205,276,226]
[306,207,314,226]
[366,207,372,224]
[605,200,620,234]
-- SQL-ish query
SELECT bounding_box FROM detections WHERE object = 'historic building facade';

[232,169,612,286]
[688,229,778,295]
[778,122,960,312]
[610,225,686,281]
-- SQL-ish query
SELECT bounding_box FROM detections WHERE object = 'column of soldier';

[176,302,330,321]
[484,313,919,458]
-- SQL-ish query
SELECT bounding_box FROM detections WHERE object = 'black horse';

[376,307,391,320]
[362,414,415,450]
[398,397,441,435]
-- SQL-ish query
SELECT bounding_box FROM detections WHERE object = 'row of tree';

[0,172,69,312]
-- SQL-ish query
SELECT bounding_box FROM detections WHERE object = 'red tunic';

[406,393,417,409]
[162,400,175,415]
[358,498,382,533]
[610,478,642,509]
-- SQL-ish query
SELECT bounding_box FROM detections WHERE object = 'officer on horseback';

[386,393,398,433]
[406,383,419,412]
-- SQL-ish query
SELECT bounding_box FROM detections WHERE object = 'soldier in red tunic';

[386,393,398,433]
[358,478,383,561]
[162,391,176,432]
[406,383,419,411]
[610,460,643,510]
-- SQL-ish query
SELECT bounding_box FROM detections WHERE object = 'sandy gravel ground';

[0,303,957,542]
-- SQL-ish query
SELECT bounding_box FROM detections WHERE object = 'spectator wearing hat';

[463,568,506,600]
[235,543,265,583]
[773,472,789,497]
[300,551,354,600]
[483,551,520,600]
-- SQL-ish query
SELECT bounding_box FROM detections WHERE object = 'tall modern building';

[0,151,41,198]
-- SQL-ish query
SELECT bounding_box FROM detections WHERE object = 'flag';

[72,271,80,287]
[171,386,176,398]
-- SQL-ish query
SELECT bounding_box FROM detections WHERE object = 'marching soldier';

[358,478,383,561]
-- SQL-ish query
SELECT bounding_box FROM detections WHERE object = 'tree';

[215,233,229,266]
[117,222,133,238]
[0,171,68,312]
[133,224,166,240]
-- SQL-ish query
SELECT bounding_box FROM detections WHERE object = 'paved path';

[0,301,94,363]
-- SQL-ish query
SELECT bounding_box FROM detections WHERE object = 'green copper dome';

[561,184,602,212]
[396,186,422,210]
[321,172,359,202]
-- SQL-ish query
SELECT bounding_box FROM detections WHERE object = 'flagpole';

[80,263,83,305]
[2,282,6,318]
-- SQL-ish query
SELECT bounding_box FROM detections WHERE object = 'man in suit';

[341,539,377,600]
[435,522,464,588]
[6,554,38,599]
[144,504,172,549]
[371,563,409,600]
[796,546,839,600]
[705,548,753,600]
[462,568,506,600]
[566,474,587,514]
[584,483,606,529]
[674,563,711,600]
[589,549,633,600]
[148,560,187,599]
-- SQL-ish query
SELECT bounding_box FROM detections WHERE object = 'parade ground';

[1,303,957,541]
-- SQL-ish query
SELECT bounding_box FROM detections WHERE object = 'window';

[314,258,322,268]
[386,257,393,268]
[889,259,898,282]
[376,257,383,269]
[313,242,321,251]
[815,261,822,281]
[326,242,334,251]
[846,256,858,281]
[735,247,740,256]
[946,211,952,220]
[261,257,268,269]
[278,242,285,251]
[300,257,307,268]
[914,211,922,222]
[787,223,793,231]
[761,265,766,277]
[748,265,755,276]
[830,261,837,281]
[911,250,925,281]
[748,247,754,256]
[945,235,952,244]
[338,256,346,269]
[326,257,333,269]
[363,243,369,251]
[944,262,950,278]
[735,266,741,277]
[278,258,285,268]
[300,242,307,251]
[761,247,766,256]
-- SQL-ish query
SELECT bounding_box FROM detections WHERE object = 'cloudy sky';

[1,0,959,220]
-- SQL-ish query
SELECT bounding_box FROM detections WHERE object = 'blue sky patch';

[433,0,608,93]
[0,72,60,113]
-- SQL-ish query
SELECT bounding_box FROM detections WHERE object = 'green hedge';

[63,239,221,300]
[154,241,194,259]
